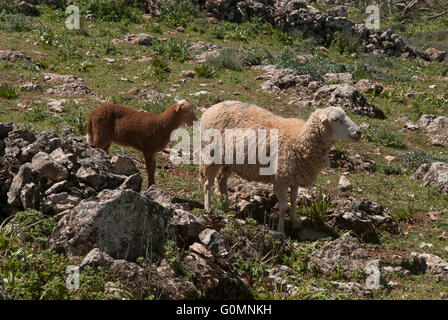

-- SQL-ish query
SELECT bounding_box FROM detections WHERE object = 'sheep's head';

[174,100,197,126]
[319,107,361,142]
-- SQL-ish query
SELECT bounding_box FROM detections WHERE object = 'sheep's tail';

[86,118,93,145]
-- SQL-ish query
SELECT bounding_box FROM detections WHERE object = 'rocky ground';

[1,0,448,300]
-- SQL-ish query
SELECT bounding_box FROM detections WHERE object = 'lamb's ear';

[175,103,181,112]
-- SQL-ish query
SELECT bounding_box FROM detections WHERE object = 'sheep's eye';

[332,118,340,122]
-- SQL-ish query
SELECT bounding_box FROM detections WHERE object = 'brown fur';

[86,101,197,187]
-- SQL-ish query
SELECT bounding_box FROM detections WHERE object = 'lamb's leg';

[203,165,218,211]
[144,151,156,187]
[216,167,231,209]
[290,186,302,229]
[274,185,288,234]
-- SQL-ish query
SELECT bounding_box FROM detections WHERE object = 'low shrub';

[0,13,32,32]
[0,83,17,99]
[397,150,447,172]
[329,31,359,57]
[145,59,171,82]
[78,0,143,23]
[150,38,190,62]
[194,64,215,78]
[363,127,407,149]
[276,48,347,79]
[159,0,200,28]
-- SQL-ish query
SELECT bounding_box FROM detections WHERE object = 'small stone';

[338,175,351,191]
[190,91,210,97]
[419,242,434,249]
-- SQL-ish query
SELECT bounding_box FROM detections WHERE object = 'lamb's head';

[174,99,198,126]
[318,107,361,142]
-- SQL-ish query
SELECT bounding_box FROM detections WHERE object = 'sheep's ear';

[175,104,181,112]
[319,111,329,124]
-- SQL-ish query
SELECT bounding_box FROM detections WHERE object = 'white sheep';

[199,101,361,234]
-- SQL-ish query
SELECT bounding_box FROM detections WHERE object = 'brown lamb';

[86,100,197,188]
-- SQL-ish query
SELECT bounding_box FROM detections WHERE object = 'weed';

[206,48,246,71]
[397,151,447,173]
[412,92,448,119]
[0,13,32,32]
[276,48,347,79]
[24,105,48,123]
[363,127,407,149]
[299,193,332,228]
[394,204,415,222]
[329,31,359,58]
[144,59,171,82]
[78,0,143,23]
[99,42,119,55]
[163,240,186,276]
[150,38,190,62]
[194,64,215,78]
[159,0,200,28]
[64,109,88,135]
[0,83,17,99]
[384,165,404,175]
[71,60,93,72]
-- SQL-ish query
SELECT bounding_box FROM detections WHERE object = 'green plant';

[363,127,407,149]
[384,165,403,175]
[394,204,415,222]
[25,105,48,123]
[99,42,119,55]
[78,0,143,22]
[194,64,215,78]
[64,109,88,135]
[145,59,171,82]
[412,92,448,119]
[150,38,190,62]
[234,254,264,282]
[164,240,186,276]
[71,60,93,72]
[275,48,347,79]
[299,193,332,227]
[397,151,447,173]
[206,48,247,71]
[0,210,112,300]
[159,0,200,28]
[329,31,359,58]
[0,1,17,14]
[0,13,32,32]
[0,83,17,99]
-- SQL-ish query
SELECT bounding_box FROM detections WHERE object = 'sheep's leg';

[216,167,231,209]
[274,185,288,234]
[290,186,302,229]
[144,151,156,188]
[203,165,218,211]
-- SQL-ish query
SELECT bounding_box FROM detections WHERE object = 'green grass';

[0,210,113,300]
